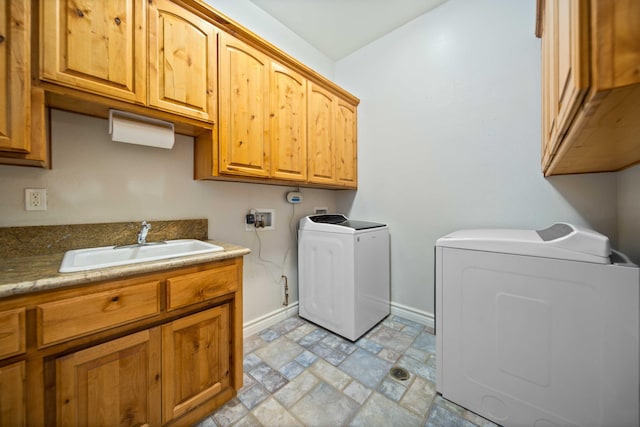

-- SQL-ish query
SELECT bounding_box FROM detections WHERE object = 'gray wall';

[1,0,637,326]
[334,0,622,318]
[0,110,337,322]
[0,0,337,324]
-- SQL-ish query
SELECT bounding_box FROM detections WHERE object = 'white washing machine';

[298,214,390,341]
[435,223,639,427]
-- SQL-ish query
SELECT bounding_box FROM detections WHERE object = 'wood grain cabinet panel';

[307,83,358,188]
[162,305,230,423]
[167,264,238,311]
[307,82,335,185]
[218,32,270,178]
[0,0,30,154]
[335,99,358,188]
[148,0,217,121]
[538,0,640,175]
[41,0,146,103]
[55,329,161,427]
[37,280,160,346]
[270,61,307,181]
[0,361,25,427]
[540,0,589,170]
[0,307,25,359]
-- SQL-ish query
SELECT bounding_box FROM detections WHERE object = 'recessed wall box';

[245,209,275,231]
[286,191,303,204]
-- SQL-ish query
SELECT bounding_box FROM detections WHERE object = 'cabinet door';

[541,0,589,170]
[41,0,146,103]
[541,0,557,168]
[270,61,307,181]
[335,99,357,188]
[307,83,335,184]
[0,0,30,153]
[56,329,161,427]
[218,33,270,177]
[162,304,230,423]
[148,0,217,121]
[0,361,25,427]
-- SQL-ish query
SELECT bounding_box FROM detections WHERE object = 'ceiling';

[247,0,448,61]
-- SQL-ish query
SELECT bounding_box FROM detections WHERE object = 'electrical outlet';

[25,188,47,211]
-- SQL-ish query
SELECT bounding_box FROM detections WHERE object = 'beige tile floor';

[194,315,498,427]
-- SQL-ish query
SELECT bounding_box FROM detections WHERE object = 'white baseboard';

[390,301,435,329]
[242,300,433,338]
[243,302,299,337]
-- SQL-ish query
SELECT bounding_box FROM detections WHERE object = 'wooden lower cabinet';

[54,303,233,427]
[0,257,243,426]
[56,329,161,427]
[0,361,26,426]
[162,304,230,423]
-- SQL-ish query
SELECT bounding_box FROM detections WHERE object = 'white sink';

[59,239,224,273]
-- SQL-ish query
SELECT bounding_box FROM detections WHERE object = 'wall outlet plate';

[25,188,47,211]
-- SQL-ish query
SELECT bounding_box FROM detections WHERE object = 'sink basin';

[59,239,224,273]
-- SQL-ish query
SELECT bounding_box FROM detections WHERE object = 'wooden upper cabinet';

[148,0,217,122]
[307,82,335,185]
[335,99,357,188]
[538,0,640,175]
[41,0,146,103]
[307,84,357,188]
[540,0,589,170]
[218,32,270,178]
[270,61,307,181]
[0,0,30,154]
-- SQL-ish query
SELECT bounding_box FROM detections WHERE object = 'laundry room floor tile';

[193,315,499,427]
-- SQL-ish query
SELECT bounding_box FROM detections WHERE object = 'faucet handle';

[137,221,151,245]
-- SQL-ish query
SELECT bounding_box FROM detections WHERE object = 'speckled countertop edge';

[0,240,250,299]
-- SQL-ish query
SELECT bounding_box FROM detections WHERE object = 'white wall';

[0,1,337,325]
[618,164,640,264]
[334,0,619,318]
[0,110,336,323]
[2,0,637,326]
[204,0,335,79]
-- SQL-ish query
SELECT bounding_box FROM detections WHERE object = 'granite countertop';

[0,240,250,299]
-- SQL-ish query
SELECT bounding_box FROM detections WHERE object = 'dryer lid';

[300,214,387,232]
[436,223,611,264]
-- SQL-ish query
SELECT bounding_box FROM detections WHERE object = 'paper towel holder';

[108,109,175,149]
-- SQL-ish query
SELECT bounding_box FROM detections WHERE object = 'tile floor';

[194,315,498,427]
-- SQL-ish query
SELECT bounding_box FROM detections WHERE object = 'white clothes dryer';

[435,223,639,427]
[298,214,390,341]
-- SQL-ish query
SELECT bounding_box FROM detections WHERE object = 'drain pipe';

[282,275,289,306]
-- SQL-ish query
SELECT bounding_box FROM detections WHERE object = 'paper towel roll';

[109,110,175,149]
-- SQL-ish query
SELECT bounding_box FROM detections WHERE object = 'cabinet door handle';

[0,35,5,44]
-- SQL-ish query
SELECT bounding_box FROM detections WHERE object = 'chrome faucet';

[137,221,151,245]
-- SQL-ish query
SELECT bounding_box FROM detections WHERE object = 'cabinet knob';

[76,9,84,17]
[0,35,4,43]
[114,17,121,25]
[111,296,120,302]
